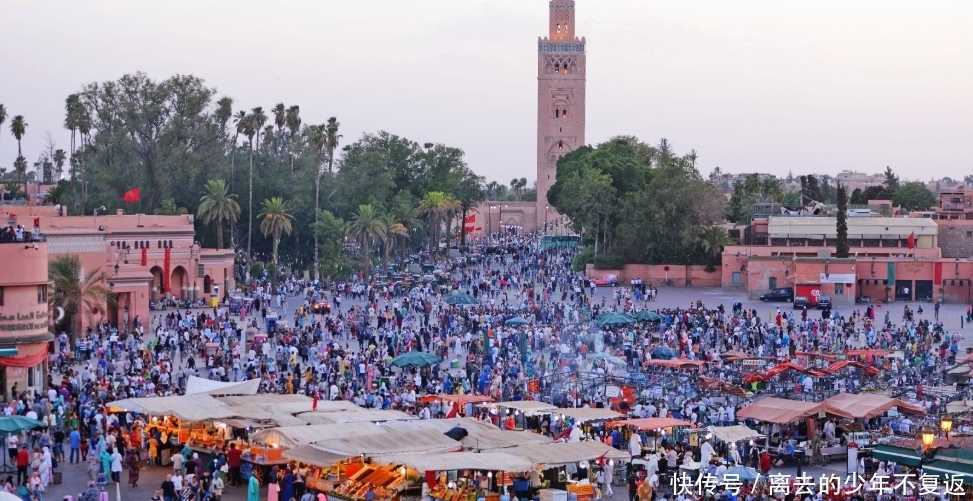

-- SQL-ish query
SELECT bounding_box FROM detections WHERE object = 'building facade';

[0,239,54,401]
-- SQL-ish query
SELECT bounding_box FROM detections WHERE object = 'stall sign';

[604,386,622,398]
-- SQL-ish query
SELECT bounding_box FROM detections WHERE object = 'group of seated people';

[0,225,41,243]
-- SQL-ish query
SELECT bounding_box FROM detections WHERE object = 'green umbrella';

[0,416,44,434]
[596,312,636,327]
[634,310,663,322]
[445,293,480,305]
[390,351,443,368]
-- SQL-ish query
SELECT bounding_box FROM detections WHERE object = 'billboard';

[796,284,823,306]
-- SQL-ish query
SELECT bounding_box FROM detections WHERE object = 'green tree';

[52,149,67,181]
[258,197,294,291]
[836,184,849,258]
[13,156,27,196]
[285,105,301,174]
[347,204,386,275]
[310,210,350,280]
[892,181,936,211]
[197,179,240,250]
[49,254,115,343]
[154,198,188,215]
[883,166,900,191]
[419,191,460,260]
[378,213,408,272]
[43,180,70,205]
[453,172,486,248]
[0,105,6,164]
[325,117,341,175]
[701,226,733,259]
[391,199,424,260]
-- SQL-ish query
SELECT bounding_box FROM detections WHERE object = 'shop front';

[0,240,54,400]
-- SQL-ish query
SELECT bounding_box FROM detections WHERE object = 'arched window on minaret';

[555,108,560,118]
[554,63,560,74]
[556,24,561,34]
[558,141,564,150]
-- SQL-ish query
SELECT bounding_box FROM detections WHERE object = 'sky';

[0,0,971,185]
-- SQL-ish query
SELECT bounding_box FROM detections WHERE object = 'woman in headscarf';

[86,451,101,482]
[126,448,140,487]
[281,467,295,501]
[39,446,52,490]
[247,472,260,501]
[99,448,112,482]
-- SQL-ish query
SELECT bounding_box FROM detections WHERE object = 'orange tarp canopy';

[819,393,926,419]
[845,350,892,357]
[736,397,824,424]
[643,360,706,370]
[606,417,691,430]
[795,351,838,361]
[420,395,495,405]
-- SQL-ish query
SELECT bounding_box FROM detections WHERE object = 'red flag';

[907,231,915,249]
[464,225,475,233]
[444,402,458,419]
[123,188,141,202]
[464,214,476,224]
[141,248,147,267]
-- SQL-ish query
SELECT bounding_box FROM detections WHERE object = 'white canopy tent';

[249,423,388,449]
[296,410,418,425]
[106,394,237,421]
[185,376,261,396]
[505,441,630,467]
[311,429,462,457]
[379,452,534,473]
[707,425,763,443]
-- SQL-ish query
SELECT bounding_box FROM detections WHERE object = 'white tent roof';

[216,394,318,415]
[707,425,763,443]
[249,423,388,449]
[312,429,461,456]
[296,410,418,425]
[106,394,236,421]
[461,429,553,450]
[506,441,630,467]
[557,408,622,422]
[478,401,559,416]
[379,417,499,434]
[282,445,353,467]
[185,377,260,396]
[380,452,534,472]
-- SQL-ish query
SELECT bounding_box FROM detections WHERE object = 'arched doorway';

[149,266,164,301]
[203,275,212,294]
[171,266,189,299]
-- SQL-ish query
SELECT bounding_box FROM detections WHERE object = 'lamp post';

[941,415,953,440]
[545,206,549,235]
[921,426,937,451]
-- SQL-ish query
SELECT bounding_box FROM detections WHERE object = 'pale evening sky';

[0,0,971,185]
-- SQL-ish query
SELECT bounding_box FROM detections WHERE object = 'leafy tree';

[892,181,936,211]
[325,117,341,175]
[52,149,66,181]
[9,115,27,192]
[154,198,188,215]
[965,175,973,187]
[310,210,351,281]
[453,171,486,248]
[43,180,70,205]
[347,204,386,275]
[701,226,733,271]
[258,197,294,291]
[883,166,900,191]
[13,156,27,195]
[799,175,823,203]
[419,191,460,260]
[197,179,240,250]
[378,213,408,272]
[0,105,6,164]
[247,107,267,261]
[836,184,849,258]
[49,254,116,343]
[285,106,301,174]
[391,199,424,260]
[851,185,890,205]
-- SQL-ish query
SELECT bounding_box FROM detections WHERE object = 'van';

[846,209,876,218]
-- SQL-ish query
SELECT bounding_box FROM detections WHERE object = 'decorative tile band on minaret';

[536,0,586,229]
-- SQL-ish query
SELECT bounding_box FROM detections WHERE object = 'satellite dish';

[54,307,65,323]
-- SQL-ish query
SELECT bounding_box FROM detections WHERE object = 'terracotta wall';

[585,264,722,287]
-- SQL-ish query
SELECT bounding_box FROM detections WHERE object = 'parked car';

[760,287,794,302]
[793,296,810,309]
[591,274,619,286]
[816,295,832,309]
[312,302,332,315]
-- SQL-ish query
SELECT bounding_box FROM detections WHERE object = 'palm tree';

[13,156,27,196]
[305,124,328,280]
[391,201,424,261]
[285,106,301,174]
[231,110,247,192]
[198,179,240,250]
[325,117,341,174]
[52,149,66,181]
[49,254,115,343]
[687,149,698,169]
[347,204,386,276]
[63,95,80,156]
[419,191,460,261]
[10,115,27,192]
[258,197,294,292]
[215,97,233,140]
[154,198,188,215]
[272,103,286,164]
[701,226,733,259]
[43,182,68,205]
[0,104,6,165]
[244,110,261,263]
[378,213,408,272]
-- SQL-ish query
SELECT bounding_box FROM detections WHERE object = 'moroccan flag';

[123,188,141,202]
[464,214,476,223]
[907,231,915,249]
[464,225,475,233]
[141,248,147,267]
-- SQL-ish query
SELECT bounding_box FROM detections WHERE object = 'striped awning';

[922,459,973,485]
[872,444,922,467]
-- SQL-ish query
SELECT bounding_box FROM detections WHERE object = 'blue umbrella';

[723,466,760,482]
[505,316,529,326]
[651,346,678,360]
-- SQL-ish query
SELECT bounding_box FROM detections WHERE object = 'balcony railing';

[0,232,46,244]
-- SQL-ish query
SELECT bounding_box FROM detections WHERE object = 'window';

[37,285,47,304]
[556,23,561,33]
[732,272,742,284]
[554,63,560,73]
[555,109,560,118]
[769,277,777,289]
[562,109,568,118]
[0,287,3,306]
[835,283,844,295]
[27,364,39,388]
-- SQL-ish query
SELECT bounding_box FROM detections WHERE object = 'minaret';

[536,0,586,230]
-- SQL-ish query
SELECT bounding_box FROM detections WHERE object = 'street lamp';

[941,415,953,440]
[921,426,937,450]
[545,206,549,235]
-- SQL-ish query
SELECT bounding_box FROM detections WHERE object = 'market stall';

[421,394,495,419]
[184,376,261,396]
[250,423,389,450]
[506,441,629,500]
[296,409,418,425]
[380,452,535,501]
[217,394,321,415]
[605,417,691,453]
[475,401,558,431]
[818,392,926,420]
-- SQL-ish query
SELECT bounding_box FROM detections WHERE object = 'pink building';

[0,239,54,400]
[2,206,234,332]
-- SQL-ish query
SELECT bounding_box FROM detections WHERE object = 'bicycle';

[662,278,675,286]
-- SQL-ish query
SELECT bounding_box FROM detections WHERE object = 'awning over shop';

[819,393,926,419]
[643,360,707,370]
[707,425,763,443]
[420,395,495,406]
[222,405,308,427]
[250,423,388,449]
[607,418,691,430]
[479,401,559,416]
[281,445,354,467]
[871,444,922,467]
[216,394,318,414]
[185,377,260,396]
[106,394,237,421]
[296,410,418,425]
[736,398,823,424]
[922,459,973,485]
[312,429,462,457]
[379,417,499,435]
[557,408,622,422]
[379,452,534,473]
[506,441,629,467]
[461,429,553,451]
